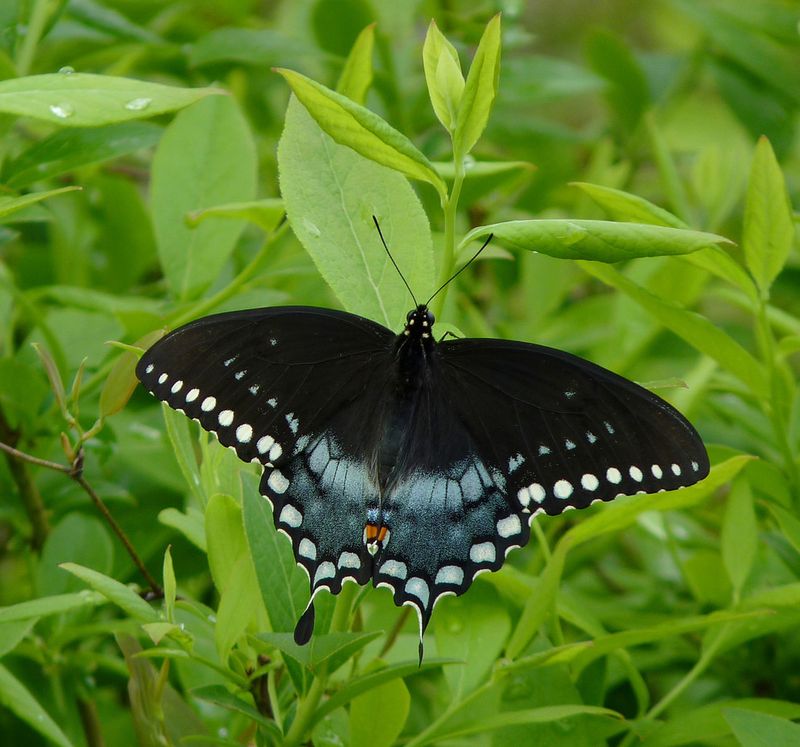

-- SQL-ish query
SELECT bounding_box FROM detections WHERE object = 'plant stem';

[16,0,60,76]
[77,697,106,747]
[432,157,465,318]
[643,110,692,225]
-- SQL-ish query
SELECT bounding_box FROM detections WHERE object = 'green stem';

[431,157,465,318]
[16,0,60,76]
[643,110,692,225]
[283,584,356,747]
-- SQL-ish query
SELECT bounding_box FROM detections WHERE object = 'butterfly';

[136,285,709,659]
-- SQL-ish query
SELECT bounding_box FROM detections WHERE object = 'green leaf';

[453,13,501,158]
[162,404,205,505]
[0,620,35,658]
[216,552,261,661]
[570,182,686,227]
[186,199,284,233]
[3,122,162,189]
[277,97,434,327]
[190,27,316,68]
[151,95,257,300]
[462,220,729,262]
[59,562,158,623]
[423,20,464,131]
[163,546,176,623]
[723,707,800,746]
[349,669,410,747]
[191,685,282,737]
[0,664,75,747]
[722,478,758,598]
[743,136,794,296]
[276,69,446,199]
[336,23,376,105]
[0,186,81,219]
[0,73,221,127]
[0,591,103,623]
[100,329,163,418]
[579,262,769,398]
[205,494,245,593]
[158,508,206,552]
[259,630,381,674]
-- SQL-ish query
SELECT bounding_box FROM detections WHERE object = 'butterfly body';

[136,303,709,652]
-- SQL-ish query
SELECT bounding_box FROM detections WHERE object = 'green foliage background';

[0,1,799,746]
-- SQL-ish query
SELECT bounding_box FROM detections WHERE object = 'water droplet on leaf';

[58,66,75,75]
[124,97,152,111]
[303,218,321,237]
[49,102,74,119]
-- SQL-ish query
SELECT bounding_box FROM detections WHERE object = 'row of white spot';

[517,461,700,509]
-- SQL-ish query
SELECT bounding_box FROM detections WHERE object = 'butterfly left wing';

[371,337,708,648]
[136,306,396,639]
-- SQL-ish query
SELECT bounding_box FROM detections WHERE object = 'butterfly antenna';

[425,233,493,307]
[373,216,418,307]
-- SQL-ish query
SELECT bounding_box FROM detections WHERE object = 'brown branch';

[0,410,51,551]
[77,697,106,747]
[0,439,162,597]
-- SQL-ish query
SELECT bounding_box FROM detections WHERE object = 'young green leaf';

[423,20,464,131]
[349,671,410,747]
[724,708,800,746]
[0,186,81,218]
[151,95,257,301]
[743,136,794,297]
[721,478,758,599]
[186,198,284,233]
[100,329,164,418]
[163,546,176,623]
[162,404,205,505]
[278,97,434,326]
[336,23,376,105]
[276,69,446,199]
[570,182,686,227]
[0,73,222,127]
[452,13,501,159]
[461,219,730,262]
[0,592,103,623]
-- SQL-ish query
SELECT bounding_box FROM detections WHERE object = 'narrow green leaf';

[142,622,180,645]
[276,69,446,199]
[216,552,260,661]
[151,95,257,300]
[205,494,245,591]
[0,186,81,219]
[278,97,434,327]
[0,620,35,658]
[336,24,375,105]
[158,508,207,552]
[0,73,222,127]
[722,478,757,597]
[191,685,282,736]
[3,122,162,189]
[570,182,686,227]
[453,13,501,158]
[100,329,163,418]
[162,404,205,505]
[59,562,158,623]
[765,503,800,557]
[723,707,800,746]
[423,20,464,131]
[186,199,284,233]
[31,342,69,419]
[580,262,769,398]
[350,671,410,747]
[743,136,794,296]
[259,630,381,674]
[0,664,75,747]
[462,219,730,262]
[163,546,176,623]
[0,591,103,623]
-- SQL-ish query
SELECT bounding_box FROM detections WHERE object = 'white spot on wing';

[517,486,531,509]
[285,412,299,434]
[236,423,253,443]
[604,421,615,434]
[497,515,521,538]
[629,466,643,482]
[269,469,289,494]
[158,373,168,384]
[508,453,525,473]
[691,461,699,472]
[267,398,277,408]
[186,388,199,402]
[652,464,663,479]
[224,356,236,367]
[581,473,599,491]
[257,435,275,455]
[218,409,234,427]
[554,479,573,499]
[405,577,430,607]
[530,483,546,503]
[435,565,464,586]
[671,463,681,476]
[564,439,576,450]
[269,442,282,462]
[606,467,622,484]
[201,396,216,412]
[299,538,316,560]
[145,364,154,374]
[249,384,260,395]
[171,380,183,393]
[538,445,550,456]
[586,431,597,444]
[470,542,496,564]
[314,561,335,586]
[381,559,407,579]
[279,503,302,527]
[338,551,360,569]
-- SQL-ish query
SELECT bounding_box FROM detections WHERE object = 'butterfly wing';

[136,306,396,635]
[371,336,708,638]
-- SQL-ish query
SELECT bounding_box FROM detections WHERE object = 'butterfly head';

[404,305,435,342]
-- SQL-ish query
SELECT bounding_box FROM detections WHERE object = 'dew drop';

[303,217,321,237]
[124,97,152,111]
[58,65,75,75]
[49,102,74,119]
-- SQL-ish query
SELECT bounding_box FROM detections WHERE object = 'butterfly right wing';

[136,306,396,636]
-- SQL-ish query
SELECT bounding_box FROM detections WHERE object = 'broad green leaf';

[0,664,75,747]
[723,707,800,746]
[570,182,686,227]
[162,404,205,505]
[580,262,769,398]
[0,73,221,127]
[349,670,410,747]
[59,562,158,623]
[205,493,246,593]
[0,619,34,657]
[453,14,501,158]
[461,220,729,262]
[276,69,446,199]
[151,95,257,300]
[743,136,794,296]
[190,27,317,68]
[186,199,284,233]
[259,630,381,674]
[434,587,510,696]
[158,508,206,552]
[163,546,176,623]
[678,246,758,303]
[216,552,260,661]
[3,122,162,189]
[423,20,464,131]
[336,23,375,105]
[278,97,434,327]
[721,478,757,598]
[0,591,103,623]
[0,186,81,219]
[100,329,163,418]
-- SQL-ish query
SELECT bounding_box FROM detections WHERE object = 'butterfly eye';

[426,311,435,325]
[406,310,415,322]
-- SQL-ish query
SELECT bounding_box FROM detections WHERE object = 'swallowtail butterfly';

[136,294,709,658]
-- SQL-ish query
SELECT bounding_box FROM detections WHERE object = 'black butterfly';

[136,296,709,658]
